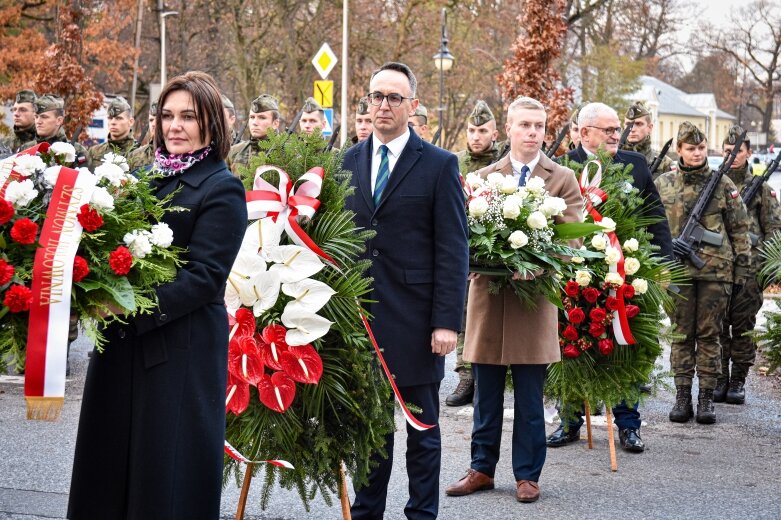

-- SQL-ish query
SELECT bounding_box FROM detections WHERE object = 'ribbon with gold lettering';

[24,166,98,420]
[0,143,51,198]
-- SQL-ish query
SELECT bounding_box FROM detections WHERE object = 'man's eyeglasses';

[588,125,622,136]
[367,92,414,108]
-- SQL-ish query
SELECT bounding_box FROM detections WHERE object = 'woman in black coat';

[68,72,248,519]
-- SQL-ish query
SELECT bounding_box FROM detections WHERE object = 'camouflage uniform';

[88,97,137,167]
[22,95,90,169]
[1,90,38,154]
[455,101,501,175]
[127,143,155,173]
[622,101,673,180]
[226,94,280,177]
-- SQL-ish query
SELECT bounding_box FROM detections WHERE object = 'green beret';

[677,121,706,145]
[221,94,234,111]
[107,96,132,117]
[251,94,279,114]
[625,101,651,121]
[357,96,369,115]
[302,96,323,113]
[468,100,494,126]
[35,94,64,114]
[414,104,428,121]
[15,90,37,105]
[723,124,745,146]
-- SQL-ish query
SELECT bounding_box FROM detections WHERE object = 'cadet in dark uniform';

[88,96,137,167]
[23,94,90,168]
[622,101,673,179]
[1,90,38,153]
[226,94,280,176]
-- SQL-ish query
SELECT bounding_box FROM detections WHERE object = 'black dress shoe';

[446,378,474,407]
[546,425,580,447]
[619,428,645,453]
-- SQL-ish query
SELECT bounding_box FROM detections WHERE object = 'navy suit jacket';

[342,129,469,386]
[567,145,674,261]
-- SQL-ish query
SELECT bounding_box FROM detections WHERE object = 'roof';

[639,76,706,118]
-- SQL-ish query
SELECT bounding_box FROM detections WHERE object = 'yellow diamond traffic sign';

[312,43,337,80]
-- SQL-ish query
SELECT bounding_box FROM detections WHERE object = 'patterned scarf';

[154,146,211,178]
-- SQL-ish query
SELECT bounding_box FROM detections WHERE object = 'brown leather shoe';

[515,480,540,503]
[445,469,495,496]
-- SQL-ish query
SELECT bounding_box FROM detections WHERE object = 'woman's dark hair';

[154,71,230,159]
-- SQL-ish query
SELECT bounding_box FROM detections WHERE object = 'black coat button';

[159,313,168,322]
[371,219,379,226]
[118,329,126,339]
[372,249,379,257]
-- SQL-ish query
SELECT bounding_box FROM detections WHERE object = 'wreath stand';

[583,401,618,472]
[234,462,353,519]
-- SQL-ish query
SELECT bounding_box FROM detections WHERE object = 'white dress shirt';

[509,150,541,183]
[371,129,411,194]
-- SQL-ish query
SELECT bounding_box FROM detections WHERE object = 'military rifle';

[741,149,781,207]
[545,123,570,159]
[286,109,303,135]
[70,125,83,146]
[430,127,442,147]
[323,124,340,152]
[673,130,746,268]
[233,118,249,145]
[618,121,634,148]
[649,138,674,175]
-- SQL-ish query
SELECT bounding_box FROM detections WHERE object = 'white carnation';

[43,166,62,189]
[604,245,622,265]
[123,229,154,259]
[501,175,519,194]
[50,142,76,163]
[597,217,616,232]
[502,199,521,219]
[526,210,548,229]
[468,197,489,217]
[605,272,624,286]
[5,179,38,208]
[575,270,592,287]
[624,257,641,275]
[102,151,129,172]
[591,234,607,251]
[89,186,115,211]
[95,162,127,187]
[632,278,649,294]
[508,230,529,249]
[150,222,174,248]
[622,238,639,253]
[486,172,505,186]
[12,155,46,177]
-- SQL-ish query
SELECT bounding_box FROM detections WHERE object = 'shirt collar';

[372,128,410,159]
[509,150,541,174]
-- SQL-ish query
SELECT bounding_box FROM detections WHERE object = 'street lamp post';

[159,9,178,88]
[432,8,454,147]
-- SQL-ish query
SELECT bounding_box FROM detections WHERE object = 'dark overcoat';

[342,129,469,387]
[67,152,247,520]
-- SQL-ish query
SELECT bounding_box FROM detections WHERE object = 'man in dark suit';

[546,101,673,453]
[342,62,469,520]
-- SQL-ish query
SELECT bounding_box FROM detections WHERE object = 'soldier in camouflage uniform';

[350,96,372,145]
[88,96,137,167]
[455,100,501,175]
[299,97,327,136]
[567,104,582,151]
[622,101,673,179]
[718,125,781,404]
[410,104,432,142]
[23,94,90,168]
[226,94,280,176]
[1,90,38,154]
[127,100,157,173]
[655,121,752,424]
[222,94,238,143]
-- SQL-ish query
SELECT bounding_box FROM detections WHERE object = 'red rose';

[582,287,600,303]
[598,338,614,356]
[589,321,606,337]
[73,255,89,282]
[77,204,104,232]
[626,304,640,318]
[562,325,579,341]
[3,284,32,312]
[0,259,14,286]
[622,284,635,299]
[605,296,619,311]
[564,281,580,298]
[567,307,585,324]
[0,199,14,225]
[109,246,133,276]
[589,307,607,323]
[562,344,581,358]
[10,218,38,245]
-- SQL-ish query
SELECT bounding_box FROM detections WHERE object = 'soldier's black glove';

[672,238,693,260]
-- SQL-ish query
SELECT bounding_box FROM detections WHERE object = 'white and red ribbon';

[0,143,50,199]
[24,166,98,420]
[223,440,294,469]
[579,160,636,346]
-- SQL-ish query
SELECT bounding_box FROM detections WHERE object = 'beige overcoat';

[463,152,583,365]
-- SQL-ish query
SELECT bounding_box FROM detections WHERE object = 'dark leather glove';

[672,238,693,260]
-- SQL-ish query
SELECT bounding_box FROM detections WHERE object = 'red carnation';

[10,218,38,245]
[589,307,607,323]
[622,284,635,299]
[0,259,14,286]
[109,246,133,276]
[562,344,581,358]
[564,281,580,298]
[598,338,614,356]
[567,307,585,324]
[77,204,104,232]
[3,284,32,313]
[582,287,600,303]
[562,325,579,341]
[605,296,619,311]
[626,304,640,318]
[589,321,606,337]
[0,199,14,224]
[73,255,89,282]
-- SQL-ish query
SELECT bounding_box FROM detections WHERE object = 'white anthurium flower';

[241,218,283,255]
[13,154,46,177]
[264,245,324,283]
[225,252,270,310]
[501,175,518,194]
[486,172,505,186]
[281,306,333,346]
[50,142,76,163]
[282,278,336,314]
[250,270,282,316]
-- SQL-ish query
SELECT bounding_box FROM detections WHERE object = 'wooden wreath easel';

[235,462,352,520]
[583,401,618,472]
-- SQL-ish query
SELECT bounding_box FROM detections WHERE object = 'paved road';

[2,300,781,519]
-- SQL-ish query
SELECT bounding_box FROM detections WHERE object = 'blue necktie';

[374,144,390,206]
[519,165,530,187]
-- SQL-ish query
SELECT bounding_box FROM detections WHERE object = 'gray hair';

[371,62,417,98]
[578,102,617,128]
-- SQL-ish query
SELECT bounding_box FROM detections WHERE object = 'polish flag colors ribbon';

[0,143,51,198]
[579,160,636,346]
[223,440,294,469]
[24,166,98,420]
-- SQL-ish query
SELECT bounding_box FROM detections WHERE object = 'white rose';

[95,162,127,187]
[508,230,529,249]
[605,272,624,286]
[575,270,592,287]
[43,166,62,189]
[505,194,524,207]
[526,210,548,229]
[501,175,519,194]
[487,172,505,186]
[571,256,585,264]
[591,234,607,251]
[468,197,489,217]
[50,142,76,163]
[632,278,649,294]
[624,257,641,275]
[465,172,484,190]
[502,199,521,219]
[597,217,616,232]
[123,230,153,259]
[622,238,639,253]
[5,179,38,208]
[604,245,622,265]
[150,222,174,248]
[12,155,46,177]
[525,176,545,192]
[539,196,568,217]
[90,186,115,211]
[515,187,529,200]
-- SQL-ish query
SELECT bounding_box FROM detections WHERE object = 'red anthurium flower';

[589,307,607,323]
[564,281,580,298]
[258,324,289,371]
[622,284,635,299]
[562,325,579,342]
[257,371,296,413]
[625,304,640,318]
[225,371,250,416]
[588,321,606,338]
[567,307,585,324]
[562,344,580,358]
[605,296,619,311]
[233,308,257,337]
[582,287,600,303]
[228,335,264,385]
[598,338,614,356]
[280,344,323,384]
